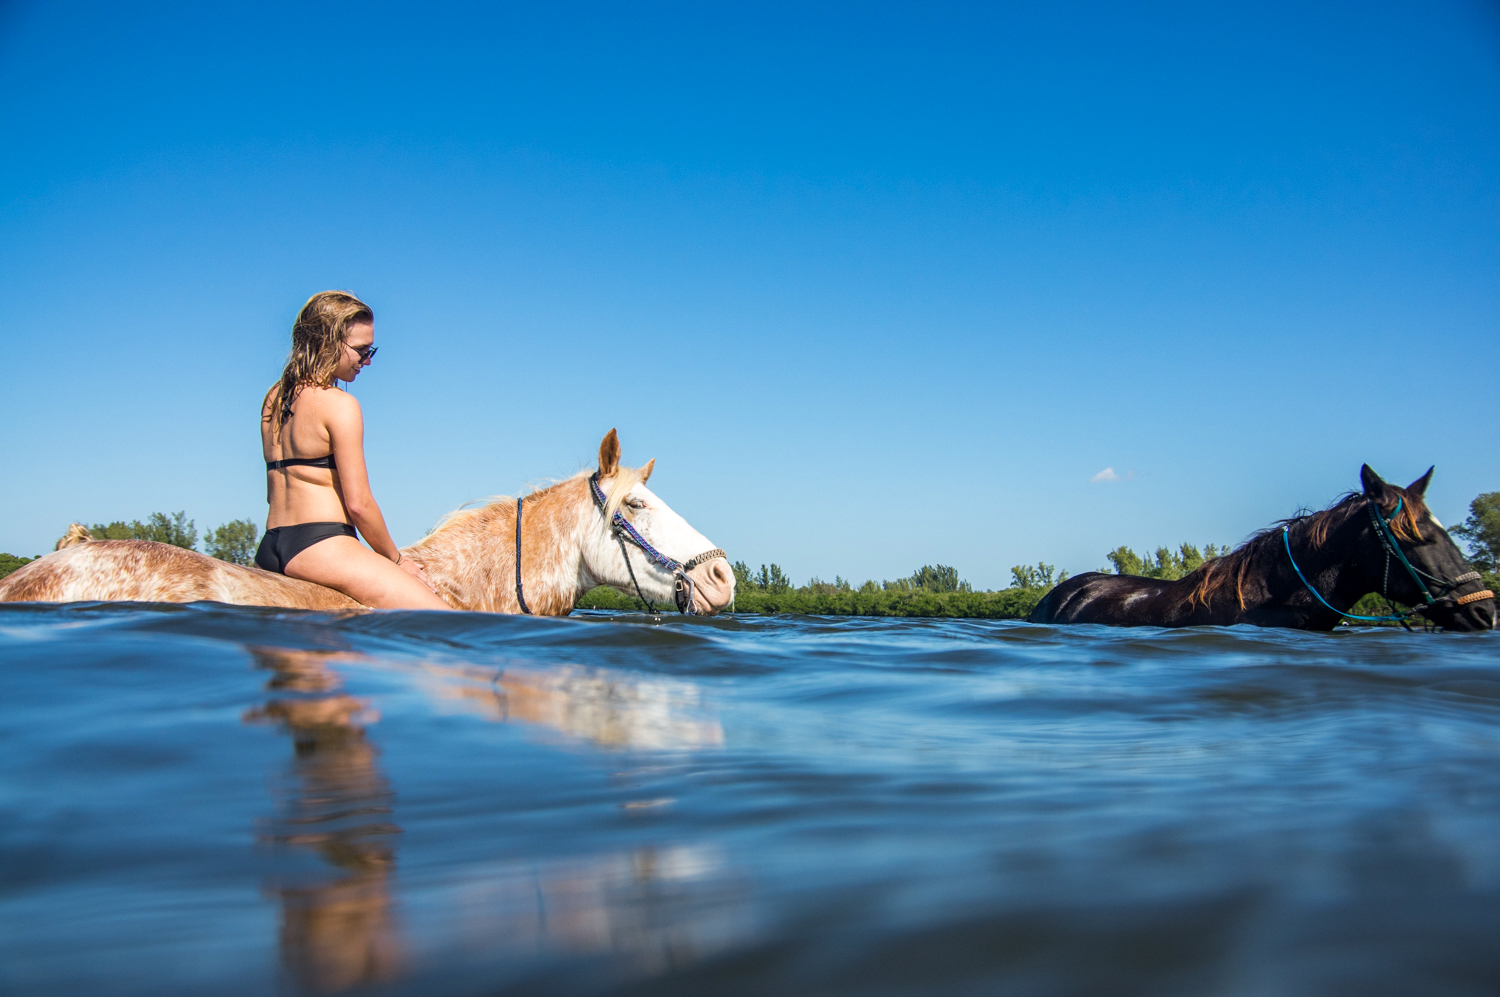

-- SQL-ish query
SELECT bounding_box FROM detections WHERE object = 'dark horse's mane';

[1186,485,1430,611]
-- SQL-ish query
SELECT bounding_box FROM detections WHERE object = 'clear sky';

[2,1,1497,588]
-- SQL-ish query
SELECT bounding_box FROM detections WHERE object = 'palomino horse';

[1031,465,1495,631]
[0,430,737,615]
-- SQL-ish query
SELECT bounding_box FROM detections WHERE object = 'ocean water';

[2,603,1499,996]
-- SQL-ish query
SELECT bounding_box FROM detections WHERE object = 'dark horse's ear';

[1360,464,1388,497]
[599,429,621,477]
[1406,467,1434,499]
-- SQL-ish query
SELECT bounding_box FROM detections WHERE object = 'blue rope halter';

[512,477,725,616]
[588,472,725,615]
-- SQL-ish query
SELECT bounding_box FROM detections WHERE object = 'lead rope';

[1282,526,1409,623]
[514,496,533,615]
[1378,545,1412,631]
[616,532,657,614]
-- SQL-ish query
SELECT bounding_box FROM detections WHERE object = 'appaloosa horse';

[1031,465,1495,631]
[0,430,736,615]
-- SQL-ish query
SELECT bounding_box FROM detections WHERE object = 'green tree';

[0,553,38,579]
[1010,562,1068,591]
[1104,542,1226,580]
[906,564,971,593]
[883,564,971,593]
[205,519,259,566]
[136,511,197,549]
[1104,545,1147,577]
[753,564,794,593]
[731,561,795,592]
[88,511,198,549]
[1452,492,1500,572]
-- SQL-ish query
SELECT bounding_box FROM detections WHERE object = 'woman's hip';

[254,522,358,575]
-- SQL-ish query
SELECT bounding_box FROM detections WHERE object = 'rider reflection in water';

[243,648,403,992]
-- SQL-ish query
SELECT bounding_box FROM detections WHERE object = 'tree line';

[7,493,1500,614]
[0,512,260,578]
[582,491,1500,618]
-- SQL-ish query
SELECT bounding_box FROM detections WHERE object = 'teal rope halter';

[1284,497,1487,625]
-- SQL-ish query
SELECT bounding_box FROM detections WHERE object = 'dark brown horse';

[1031,465,1495,631]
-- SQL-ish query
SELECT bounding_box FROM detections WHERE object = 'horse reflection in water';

[391,660,725,751]
[242,647,736,992]
[243,648,403,993]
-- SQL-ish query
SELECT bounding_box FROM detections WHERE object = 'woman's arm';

[325,394,436,588]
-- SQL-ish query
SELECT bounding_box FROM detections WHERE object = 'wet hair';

[270,291,373,430]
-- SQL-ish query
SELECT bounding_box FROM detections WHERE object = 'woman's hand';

[398,555,439,595]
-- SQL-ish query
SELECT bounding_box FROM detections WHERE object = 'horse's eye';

[626,499,646,510]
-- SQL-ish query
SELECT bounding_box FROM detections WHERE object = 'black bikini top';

[266,454,337,471]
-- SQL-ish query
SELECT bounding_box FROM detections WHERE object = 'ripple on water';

[2,602,1499,995]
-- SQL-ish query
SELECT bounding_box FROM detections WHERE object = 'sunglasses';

[348,342,378,364]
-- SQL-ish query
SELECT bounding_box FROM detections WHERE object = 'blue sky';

[1,0,1497,588]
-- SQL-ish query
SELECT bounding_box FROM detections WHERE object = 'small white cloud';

[1090,467,1120,483]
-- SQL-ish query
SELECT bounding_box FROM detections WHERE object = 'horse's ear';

[640,458,655,483]
[598,429,620,477]
[1360,464,1388,497]
[1406,466,1434,499]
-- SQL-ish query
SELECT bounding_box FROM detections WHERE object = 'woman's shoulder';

[299,385,363,420]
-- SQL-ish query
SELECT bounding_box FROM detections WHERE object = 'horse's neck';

[406,478,593,614]
[1271,516,1371,619]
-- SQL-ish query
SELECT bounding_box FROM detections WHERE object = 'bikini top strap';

[265,454,337,471]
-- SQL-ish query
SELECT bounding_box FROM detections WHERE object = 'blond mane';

[422,466,647,543]
[55,523,94,550]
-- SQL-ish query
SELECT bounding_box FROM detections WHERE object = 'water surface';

[3,603,1499,995]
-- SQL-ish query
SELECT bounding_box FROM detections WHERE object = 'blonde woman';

[257,291,450,609]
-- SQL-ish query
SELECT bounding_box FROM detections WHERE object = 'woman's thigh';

[285,535,451,610]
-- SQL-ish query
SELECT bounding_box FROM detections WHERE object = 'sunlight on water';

[3,603,1500,995]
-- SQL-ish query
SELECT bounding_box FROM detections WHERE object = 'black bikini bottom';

[254,522,358,574]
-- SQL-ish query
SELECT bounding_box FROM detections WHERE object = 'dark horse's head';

[1352,465,1494,631]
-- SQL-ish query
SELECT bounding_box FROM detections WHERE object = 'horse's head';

[1357,465,1495,631]
[584,429,736,615]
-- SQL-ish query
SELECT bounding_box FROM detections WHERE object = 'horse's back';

[1030,572,1177,626]
[0,540,362,610]
[1030,572,1107,624]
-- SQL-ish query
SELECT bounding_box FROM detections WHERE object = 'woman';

[256,291,450,609]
